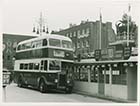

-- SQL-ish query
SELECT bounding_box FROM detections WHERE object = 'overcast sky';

[3,0,140,35]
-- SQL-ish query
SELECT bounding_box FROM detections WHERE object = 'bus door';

[98,65,105,95]
[61,62,73,74]
[61,62,71,73]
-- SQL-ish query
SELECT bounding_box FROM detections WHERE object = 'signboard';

[53,50,64,57]
[108,48,114,59]
[94,49,101,61]
[112,70,120,75]
[114,50,123,59]
[123,46,131,60]
[3,71,11,87]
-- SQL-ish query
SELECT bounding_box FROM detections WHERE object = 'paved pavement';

[3,83,115,103]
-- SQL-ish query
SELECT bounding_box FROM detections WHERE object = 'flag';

[128,4,131,12]
[100,9,102,22]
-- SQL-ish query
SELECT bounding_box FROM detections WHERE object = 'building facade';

[52,21,116,58]
[3,33,36,70]
[109,13,138,60]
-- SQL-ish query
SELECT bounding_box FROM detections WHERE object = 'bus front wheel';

[17,76,23,87]
[65,87,72,94]
[39,81,46,93]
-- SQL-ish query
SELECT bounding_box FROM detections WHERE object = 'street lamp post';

[33,12,49,35]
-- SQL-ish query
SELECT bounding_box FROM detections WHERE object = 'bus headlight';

[55,79,58,83]
[67,80,70,84]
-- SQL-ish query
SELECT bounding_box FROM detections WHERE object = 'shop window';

[98,67,105,83]
[79,65,88,81]
[90,66,98,82]
[112,63,127,85]
[105,65,109,84]
[74,66,80,81]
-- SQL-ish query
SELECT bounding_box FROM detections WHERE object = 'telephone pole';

[99,8,102,49]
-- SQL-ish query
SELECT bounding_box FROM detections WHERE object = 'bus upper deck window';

[62,40,72,48]
[43,39,48,46]
[21,44,25,50]
[49,38,61,47]
[17,45,21,50]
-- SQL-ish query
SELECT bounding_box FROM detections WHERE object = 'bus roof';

[18,34,72,45]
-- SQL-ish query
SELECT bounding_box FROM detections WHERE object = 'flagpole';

[99,8,102,49]
[127,4,130,46]
[39,12,43,36]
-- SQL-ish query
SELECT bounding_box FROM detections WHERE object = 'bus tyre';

[39,81,46,93]
[17,77,23,87]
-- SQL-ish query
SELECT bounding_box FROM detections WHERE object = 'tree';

[115,13,137,35]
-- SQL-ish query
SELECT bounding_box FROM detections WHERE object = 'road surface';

[3,83,115,103]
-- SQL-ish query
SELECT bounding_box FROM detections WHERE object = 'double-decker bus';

[13,34,74,93]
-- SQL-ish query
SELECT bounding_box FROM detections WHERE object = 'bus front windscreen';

[49,60,61,70]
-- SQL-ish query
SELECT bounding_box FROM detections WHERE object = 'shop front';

[73,59,137,101]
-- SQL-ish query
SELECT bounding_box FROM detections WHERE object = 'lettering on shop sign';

[102,70,110,75]
[108,48,114,58]
[112,70,120,75]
